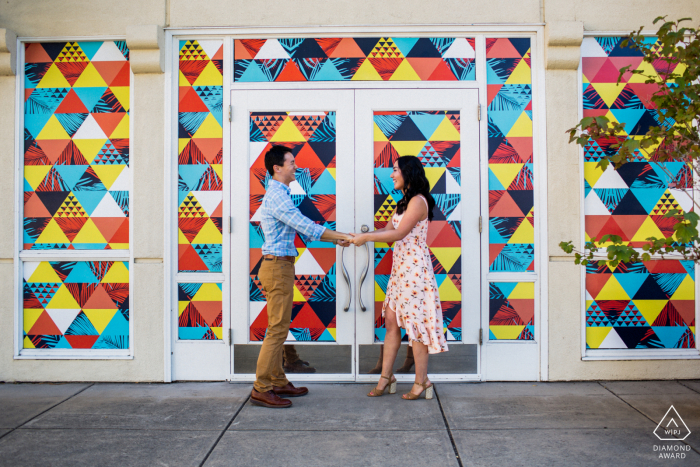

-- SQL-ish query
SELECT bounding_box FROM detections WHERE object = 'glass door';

[354,89,481,382]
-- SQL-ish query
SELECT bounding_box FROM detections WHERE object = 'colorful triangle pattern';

[372,111,462,342]
[24,41,130,250]
[486,38,535,272]
[234,38,476,82]
[248,112,338,342]
[489,282,535,340]
[178,40,224,273]
[178,282,223,340]
[585,260,695,349]
[23,261,129,349]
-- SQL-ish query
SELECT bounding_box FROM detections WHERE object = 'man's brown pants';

[253,258,294,393]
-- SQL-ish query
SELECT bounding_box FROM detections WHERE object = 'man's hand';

[336,233,354,247]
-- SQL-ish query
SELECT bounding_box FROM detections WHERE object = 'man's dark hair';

[265,145,292,176]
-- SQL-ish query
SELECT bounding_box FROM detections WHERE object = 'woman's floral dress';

[382,196,448,354]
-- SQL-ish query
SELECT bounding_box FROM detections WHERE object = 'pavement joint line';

[198,392,251,467]
[434,385,464,467]
[0,383,94,444]
[597,381,700,456]
[677,380,700,395]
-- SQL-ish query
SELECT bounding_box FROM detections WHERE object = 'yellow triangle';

[36,115,71,140]
[179,70,192,87]
[73,62,108,88]
[391,141,427,157]
[506,112,533,137]
[192,113,223,139]
[73,139,108,162]
[374,123,389,142]
[438,276,461,301]
[110,87,130,112]
[27,262,62,283]
[25,166,53,190]
[582,73,590,84]
[584,162,605,188]
[193,283,222,301]
[327,168,336,180]
[192,219,223,244]
[375,281,386,301]
[178,301,189,316]
[72,218,107,244]
[504,59,532,84]
[109,113,129,139]
[595,275,629,300]
[46,284,81,309]
[586,327,612,349]
[628,60,659,83]
[328,328,337,340]
[212,164,223,180]
[593,83,625,108]
[102,262,129,283]
[351,59,383,81]
[430,247,461,272]
[508,219,534,244]
[490,325,525,339]
[179,228,191,245]
[671,276,695,300]
[24,309,44,333]
[630,216,664,243]
[211,327,223,339]
[35,218,71,245]
[36,63,71,88]
[179,138,191,154]
[293,285,306,302]
[633,300,667,325]
[23,336,36,349]
[509,282,535,299]
[490,163,524,188]
[423,167,446,191]
[193,61,223,87]
[389,59,421,80]
[91,165,125,190]
[83,309,118,334]
[429,116,461,141]
[270,116,306,142]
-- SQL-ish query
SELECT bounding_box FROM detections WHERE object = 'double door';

[227,88,481,381]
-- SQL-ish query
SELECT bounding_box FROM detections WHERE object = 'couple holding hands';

[251,145,448,409]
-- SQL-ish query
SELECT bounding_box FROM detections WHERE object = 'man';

[251,145,351,408]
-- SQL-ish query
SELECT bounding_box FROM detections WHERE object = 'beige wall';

[1,0,700,382]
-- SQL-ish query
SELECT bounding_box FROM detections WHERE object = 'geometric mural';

[486,38,535,272]
[178,40,224,272]
[23,261,130,349]
[373,111,462,342]
[585,260,695,349]
[234,38,476,82]
[24,41,130,250]
[489,282,534,340]
[178,283,223,340]
[248,112,338,342]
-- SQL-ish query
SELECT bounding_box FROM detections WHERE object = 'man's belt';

[263,254,295,263]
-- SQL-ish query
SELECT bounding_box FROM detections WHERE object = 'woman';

[351,156,448,400]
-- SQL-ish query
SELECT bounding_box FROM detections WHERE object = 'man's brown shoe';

[250,389,292,408]
[272,382,308,397]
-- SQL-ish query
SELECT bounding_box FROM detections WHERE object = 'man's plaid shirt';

[260,179,326,257]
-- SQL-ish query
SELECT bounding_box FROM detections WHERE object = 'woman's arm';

[352,197,426,246]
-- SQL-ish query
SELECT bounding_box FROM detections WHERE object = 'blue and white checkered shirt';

[260,179,326,257]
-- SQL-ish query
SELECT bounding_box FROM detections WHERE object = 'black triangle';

[447,255,461,274]
[307,301,336,327]
[42,43,68,62]
[353,38,382,57]
[307,141,335,167]
[633,275,670,300]
[509,38,531,57]
[406,38,442,58]
[429,172,447,196]
[291,39,328,59]
[609,40,645,57]
[508,190,533,216]
[615,326,658,349]
[489,298,506,320]
[615,162,650,187]
[630,111,659,136]
[390,117,426,141]
[611,190,648,215]
[35,191,70,217]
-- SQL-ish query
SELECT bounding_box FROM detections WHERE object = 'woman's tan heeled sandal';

[402,379,433,400]
[367,374,397,397]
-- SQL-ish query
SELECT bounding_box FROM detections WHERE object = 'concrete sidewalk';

[0,381,699,467]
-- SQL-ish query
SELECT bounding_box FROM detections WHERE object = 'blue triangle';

[652,326,687,348]
[179,326,209,340]
[77,42,104,61]
[73,87,108,114]
[375,168,395,194]
[488,110,521,137]
[238,61,270,82]
[179,165,209,192]
[488,220,508,243]
[681,260,694,280]
[249,224,264,248]
[313,60,345,81]
[100,311,129,337]
[435,274,448,287]
[496,282,518,298]
[410,114,445,142]
[488,168,505,190]
[309,169,336,195]
[651,162,687,182]
[613,273,648,298]
[64,262,99,283]
[53,166,88,191]
[24,114,53,139]
[629,187,665,214]
[610,109,646,132]
[24,178,33,192]
[374,329,386,342]
[489,329,497,340]
[71,191,106,216]
[178,190,190,206]
[54,335,73,349]
[487,62,506,84]
[392,38,419,56]
[317,329,335,342]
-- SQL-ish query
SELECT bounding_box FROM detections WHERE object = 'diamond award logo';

[654,405,691,441]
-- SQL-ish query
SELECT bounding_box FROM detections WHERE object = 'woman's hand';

[351,233,370,246]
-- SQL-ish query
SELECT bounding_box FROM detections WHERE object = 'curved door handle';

[340,245,352,312]
[358,225,371,312]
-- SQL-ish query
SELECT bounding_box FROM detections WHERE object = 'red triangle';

[328,38,366,58]
[55,62,88,87]
[626,84,659,108]
[486,38,521,58]
[405,58,441,81]
[613,215,647,241]
[92,61,128,87]
[317,38,342,57]
[671,300,695,327]
[234,40,254,60]
[427,60,458,81]
[92,113,125,137]
[191,301,222,326]
[609,57,644,82]
[507,137,533,163]
[295,143,324,168]
[84,284,117,309]
[108,62,131,86]
[290,303,324,329]
[192,138,222,163]
[55,217,89,242]
[29,311,62,335]
[593,59,626,83]
[212,45,224,61]
[249,304,269,341]
[238,39,266,58]
[249,249,263,275]
[179,86,209,112]
[446,148,460,167]
[276,60,307,82]
[65,335,100,348]
[309,248,337,274]
[211,201,223,218]
[585,215,611,240]
[55,89,89,113]
[24,192,52,218]
[92,217,125,243]
[427,221,461,247]
[490,191,524,217]
[508,299,534,324]
[487,85,503,106]
[368,58,403,81]
[108,218,129,243]
[37,140,71,164]
[598,216,627,240]
[375,250,394,275]
[179,244,209,271]
[582,58,608,82]
[179,60,208,85]
[586,274,610,298]
[644,260,687,273]
[489,243,506,265]
[25,43,53,63]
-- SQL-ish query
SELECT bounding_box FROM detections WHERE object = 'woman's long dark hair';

[395,156,436,221]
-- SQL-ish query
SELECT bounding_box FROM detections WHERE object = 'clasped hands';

[336,232,370,247]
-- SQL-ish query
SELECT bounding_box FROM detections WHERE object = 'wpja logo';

[653,405,692,459]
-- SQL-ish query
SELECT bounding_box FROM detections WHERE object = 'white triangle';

[594,167,628,189]
[442,38,476,59]
[670,189,694,213]
[581,37,608,58]
[286,331,295,341]
[584,191,611,215]
[446,171,461,194]
[249,301,266,324]
[251,205,263,222]
[294,249,324,275]
[91,192,126,217]
[73,114,108,140]
[23,262,41,282]
[192,191,222,217]
[599,327,627,348]
[250,142,270,168]
[447,201,462,221]
[289,180,306,195]
[197,40,222,60]
[91,41,127,62]
[109,166,130,191]
[46,309,82,334]
[254,39,291,60]
[586,290,594,301]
